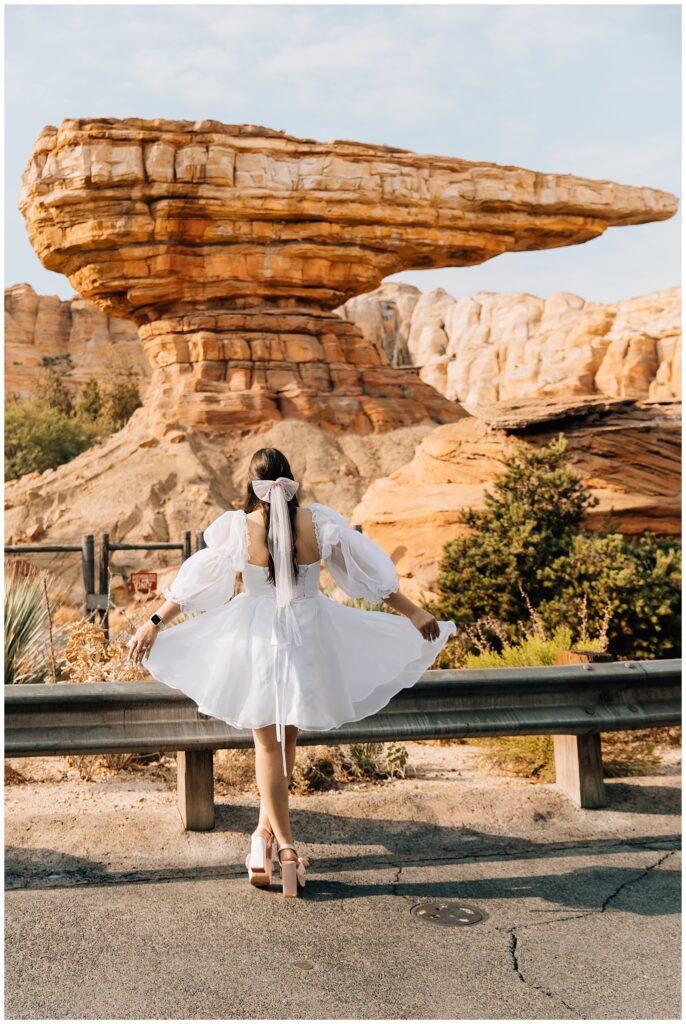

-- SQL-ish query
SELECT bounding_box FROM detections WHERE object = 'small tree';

[436,436,598,627]
[34,365,74,416]
[434,434,681,659]
[77,377,103,422]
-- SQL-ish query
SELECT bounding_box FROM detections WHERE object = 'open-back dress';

[139,502,457,768]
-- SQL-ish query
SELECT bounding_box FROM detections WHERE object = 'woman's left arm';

[383,589,440,641]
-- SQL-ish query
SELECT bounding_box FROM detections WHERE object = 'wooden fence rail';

[5,531,197,640]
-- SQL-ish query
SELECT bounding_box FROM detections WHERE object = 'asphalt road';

[4,756,681,1020]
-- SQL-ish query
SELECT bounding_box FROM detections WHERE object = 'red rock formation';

[19,117,677,434]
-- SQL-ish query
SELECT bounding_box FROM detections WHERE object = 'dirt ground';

[4,736,681,888]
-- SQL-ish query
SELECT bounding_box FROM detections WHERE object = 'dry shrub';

[67,751,175,783]
[61,617,165,778]
[600,727,677,777]
[214,748,258,795]
[453,726,678,783]
[61,618,142,682]
[5,764,29,785]
[291,741,409,794]
[213,741,410,796]
[472,735,557,783]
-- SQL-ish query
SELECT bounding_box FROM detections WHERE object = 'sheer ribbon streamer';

[251,476,303,775]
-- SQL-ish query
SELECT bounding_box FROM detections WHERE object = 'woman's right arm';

[127,507,246,666]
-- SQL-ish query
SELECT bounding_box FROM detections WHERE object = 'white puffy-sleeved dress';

[139,502,457,772]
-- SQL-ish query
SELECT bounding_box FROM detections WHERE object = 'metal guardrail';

[4,659,681,828]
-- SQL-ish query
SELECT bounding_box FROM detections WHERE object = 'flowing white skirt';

[141,591,456,734]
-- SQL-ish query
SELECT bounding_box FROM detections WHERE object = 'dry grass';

[5,764,29,785]
[429,725,680,782]
[214,741,410,796]
[61,618,143,683]
[58,617,167,778]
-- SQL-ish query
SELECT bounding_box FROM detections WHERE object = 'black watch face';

[151,614,161,625]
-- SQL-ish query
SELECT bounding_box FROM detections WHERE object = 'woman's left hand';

[409,607,440,641]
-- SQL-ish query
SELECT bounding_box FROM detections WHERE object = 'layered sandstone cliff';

[5,283,148,400]
[341,283,681,407]
[8,280,681,415]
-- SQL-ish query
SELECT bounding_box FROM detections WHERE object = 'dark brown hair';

[242,447,300,586]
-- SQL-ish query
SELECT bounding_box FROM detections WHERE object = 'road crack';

[508,927,587,1018]
[502,849,678,1019]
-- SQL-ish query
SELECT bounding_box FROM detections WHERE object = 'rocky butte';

[18,117,677,435]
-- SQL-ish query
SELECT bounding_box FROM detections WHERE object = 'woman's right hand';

[127,621,160,665]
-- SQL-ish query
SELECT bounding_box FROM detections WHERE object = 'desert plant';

[76,378,103,422]
[37,365,74,416]
[100,376,142,430]
[4,561,62,684]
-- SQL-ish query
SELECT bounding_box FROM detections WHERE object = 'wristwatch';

[150,612,163,629]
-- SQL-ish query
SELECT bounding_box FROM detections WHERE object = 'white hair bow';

[250,476,300,612]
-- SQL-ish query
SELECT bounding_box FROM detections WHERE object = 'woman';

[127,447,456,897]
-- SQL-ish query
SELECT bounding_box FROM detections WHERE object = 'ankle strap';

[277,842,296,853]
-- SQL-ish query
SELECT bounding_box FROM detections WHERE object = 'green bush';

[462,624,575,669]
[5,397,99,480]
[433,435,681,660]
[538,531,681,660]
[5,366,142,481]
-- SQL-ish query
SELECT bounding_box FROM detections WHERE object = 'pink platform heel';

[276,842,310,898]
[245,825,275,888]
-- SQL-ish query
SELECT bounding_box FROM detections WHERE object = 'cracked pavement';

[4,747,681,1019]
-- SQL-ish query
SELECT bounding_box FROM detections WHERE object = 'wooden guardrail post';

[176,750,215,830]
[553,649,614,808]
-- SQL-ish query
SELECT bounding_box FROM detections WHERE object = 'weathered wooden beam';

[552,649,612,807]
[176,749,215,830]
[553,733,607,808]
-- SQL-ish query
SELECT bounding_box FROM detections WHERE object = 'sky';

[3,2,681,306]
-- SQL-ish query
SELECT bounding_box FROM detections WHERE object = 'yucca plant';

[4,561,61,684]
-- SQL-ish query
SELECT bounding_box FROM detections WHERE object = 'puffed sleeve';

[161,509,249,613]
[309,502,400,604]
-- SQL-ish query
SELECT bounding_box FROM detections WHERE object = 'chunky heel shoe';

[245,825,274,888]
[276,842,310,898]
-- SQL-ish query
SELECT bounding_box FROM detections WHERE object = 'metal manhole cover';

[410,901,487,926]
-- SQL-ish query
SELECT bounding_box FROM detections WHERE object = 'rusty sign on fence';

[128,570,158,595]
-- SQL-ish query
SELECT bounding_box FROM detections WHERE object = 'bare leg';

[253,724,299,862]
